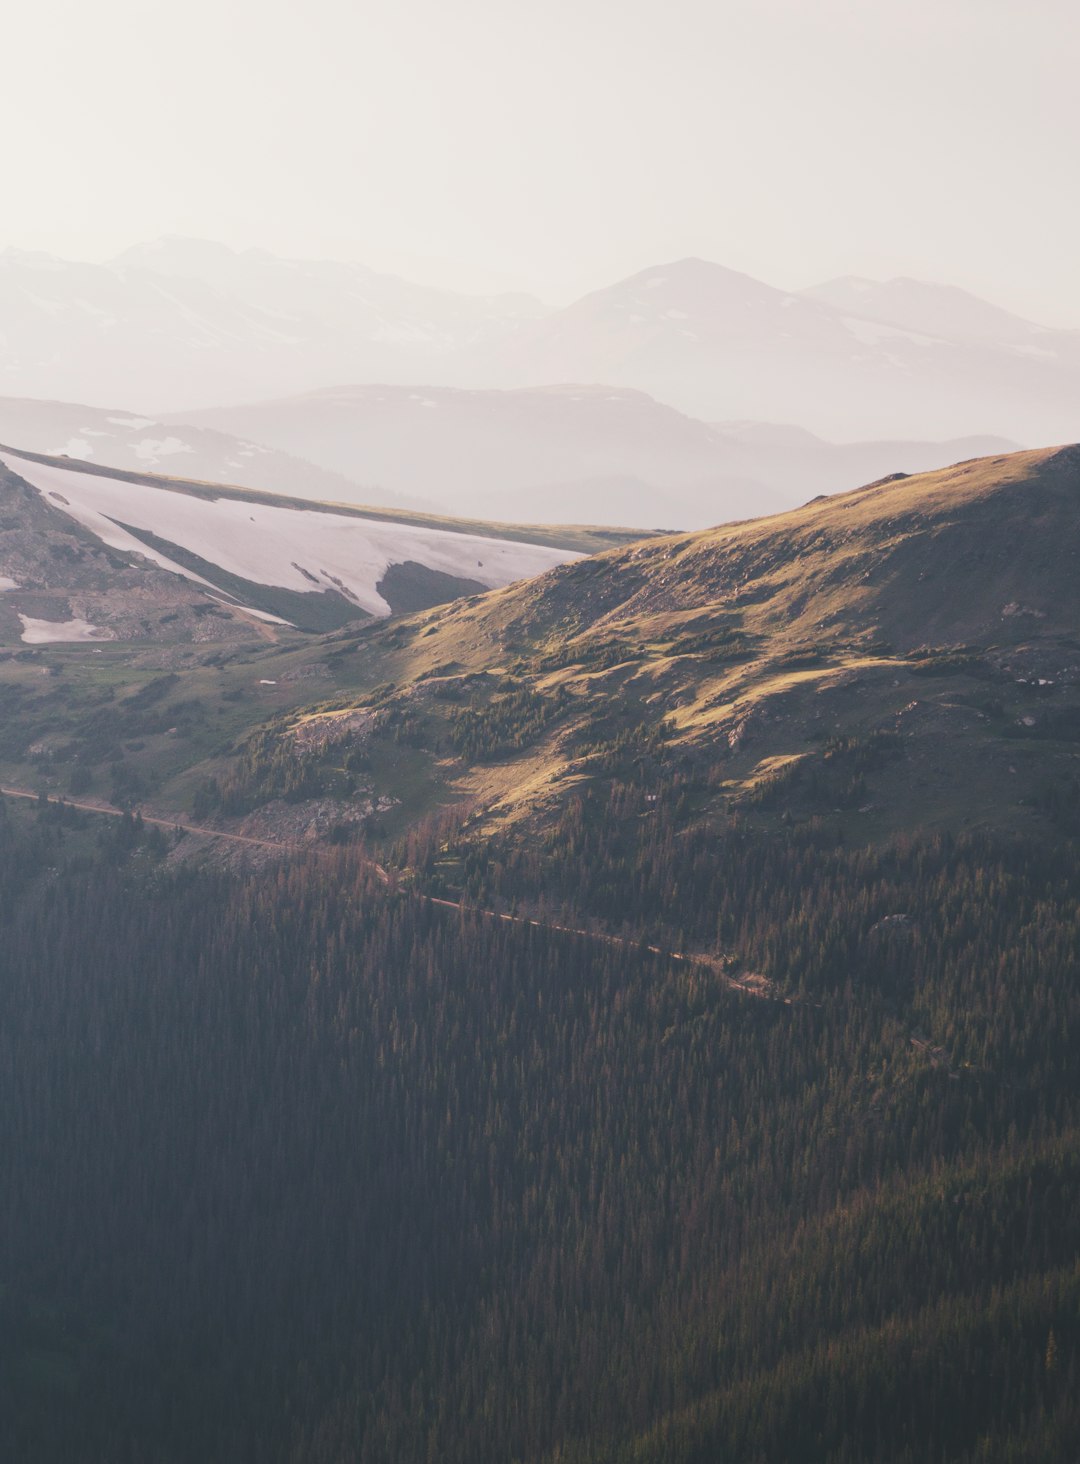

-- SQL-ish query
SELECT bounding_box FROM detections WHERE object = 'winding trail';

[1,785,786,1002]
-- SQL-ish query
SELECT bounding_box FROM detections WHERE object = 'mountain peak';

[109,236,277,279]
[610,256,774,294]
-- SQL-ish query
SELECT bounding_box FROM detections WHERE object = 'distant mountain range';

[2,240,1079,445]
[476,258,1080,442]
[0,238,543,413]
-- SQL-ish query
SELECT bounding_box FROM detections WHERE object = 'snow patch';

[0,575,19,590]
[19,615,113,644]
[107,415,155,429]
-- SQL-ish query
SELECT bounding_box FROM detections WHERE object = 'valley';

[7,13,1080,1461]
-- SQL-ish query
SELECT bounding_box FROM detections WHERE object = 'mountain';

[179,382,1015,529]
[108,237,545,350]
[803,274,1066,347]
[0,394,425,508]
[471,258,1080,442]
[3,444,1080,1464]
[0,239,543,412]
[5,240,1080,445]
[0,446,612,642]
[260,442,1078,848]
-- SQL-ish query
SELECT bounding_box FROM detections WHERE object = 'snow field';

[0,453,579,618]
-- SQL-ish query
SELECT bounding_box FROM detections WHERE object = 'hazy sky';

[5,0,1079,320]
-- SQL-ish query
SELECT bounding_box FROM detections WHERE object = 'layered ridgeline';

[0,446,633,642]
[4,240,1080,444]
[2,445,1080,1464]
[179,382,1013,530]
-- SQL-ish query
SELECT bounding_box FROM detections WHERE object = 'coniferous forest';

[2,783,1079,1463]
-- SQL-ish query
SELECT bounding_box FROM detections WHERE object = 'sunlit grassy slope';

[261,443,1079,844]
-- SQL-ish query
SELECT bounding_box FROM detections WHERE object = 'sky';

[4,0,1079,321]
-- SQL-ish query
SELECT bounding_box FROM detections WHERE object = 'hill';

[151,443,1080,854]
[3,442,1071,859]
[179,382,1013,530]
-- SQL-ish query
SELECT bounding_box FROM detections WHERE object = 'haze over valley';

[0,236,1054,531]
